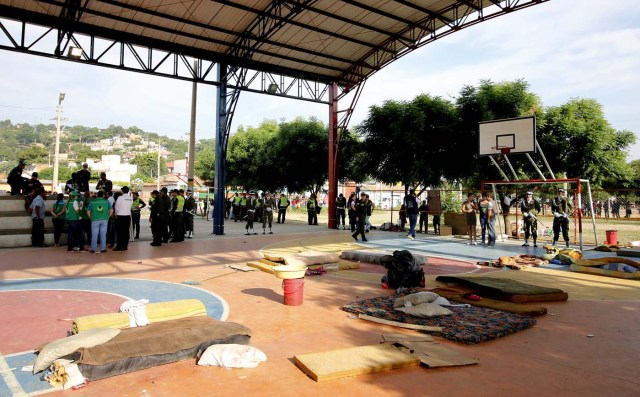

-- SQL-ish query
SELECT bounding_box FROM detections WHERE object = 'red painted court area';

[0,290,124,354]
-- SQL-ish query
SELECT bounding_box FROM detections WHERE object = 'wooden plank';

[358,314,443,332]
[294,343,419,382]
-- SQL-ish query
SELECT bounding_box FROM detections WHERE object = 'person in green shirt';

[51,193,66,247]
[65,191,85,251]
[87,190,113,253]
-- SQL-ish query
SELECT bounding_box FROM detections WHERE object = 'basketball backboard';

[478,116,536,156]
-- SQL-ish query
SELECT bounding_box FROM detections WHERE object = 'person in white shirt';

[113,186,133,251]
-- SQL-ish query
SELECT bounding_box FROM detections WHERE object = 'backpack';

[380,250,425,289]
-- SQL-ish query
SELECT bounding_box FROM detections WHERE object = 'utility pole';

[156,140,161,190]
[52,93,65,192]
[188,58,198,191]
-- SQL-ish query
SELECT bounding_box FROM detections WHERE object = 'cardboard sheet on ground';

[435,276,568,303]
[294,343,419,382]
[394,341,478,368]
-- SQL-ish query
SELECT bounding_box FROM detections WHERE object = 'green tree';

[538,98,636,185]
[17,144,49,164]
[131,153,167,179]
[270,117,328,193]
[226,120,279,190]
[355,94,458,191]
[195,146,215,184]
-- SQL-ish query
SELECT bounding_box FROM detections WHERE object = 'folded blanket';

[72,299,207,333]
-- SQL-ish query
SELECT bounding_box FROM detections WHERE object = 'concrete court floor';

[0,216,639,397]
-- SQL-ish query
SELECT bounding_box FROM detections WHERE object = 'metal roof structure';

[0,0,547,102]
[0,0,548,233]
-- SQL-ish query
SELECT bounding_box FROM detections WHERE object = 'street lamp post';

[52,93,65,192]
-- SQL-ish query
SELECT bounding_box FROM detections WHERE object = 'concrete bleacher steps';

[0,196,67,248]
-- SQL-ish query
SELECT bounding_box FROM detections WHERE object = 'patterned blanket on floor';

[342,294,537,344]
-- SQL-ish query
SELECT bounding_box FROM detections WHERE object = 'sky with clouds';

[1,0,639,160]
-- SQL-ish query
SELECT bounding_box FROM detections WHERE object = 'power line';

[0,104,54,111]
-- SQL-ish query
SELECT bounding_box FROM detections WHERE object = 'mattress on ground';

[570,258,640,279]
[340,250,428,266]
[75,316,251,380]
[435,276,568,303]
[294,343,419,382]
[430,287,548,316]
[72,299,207,333]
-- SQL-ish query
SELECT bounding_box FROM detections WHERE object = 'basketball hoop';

[492,146,511,155]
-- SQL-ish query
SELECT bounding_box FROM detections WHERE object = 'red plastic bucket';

[282,278,304,306]
[605,230,618,245]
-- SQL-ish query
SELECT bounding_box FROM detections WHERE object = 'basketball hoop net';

[492,146,511,155]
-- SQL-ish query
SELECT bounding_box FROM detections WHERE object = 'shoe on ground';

[522,243,530,247]
[466,242,471,245]
[113,247,126,251]
[268,231,273,234]
[533,244,538,247]
[407,235,414,240]
[150,243,161,246]
[362,238,368,242]
[90,250,95,253]
[352,235,358,242]
[73,247,80,252]
[473,242,478,246]
[100,249,108,253]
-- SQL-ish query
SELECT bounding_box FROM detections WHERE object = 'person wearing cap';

[307,193,318,225]
[520,191,541,247]
[76,163,91,193]
[260,191,275,234]
[551,188,573,247]
[244,191,258,235]
[113,186,133,250]
[277,192,290,224]
[8,160,27,195]
[65,190,85,251]
[183,189,196,239]
[239,192,248,221]
[351,192,369,242]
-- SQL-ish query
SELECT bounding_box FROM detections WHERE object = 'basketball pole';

[502,154,518,180]
[535,140,556,179]
[526,153,546,180]
[489,156,509,180]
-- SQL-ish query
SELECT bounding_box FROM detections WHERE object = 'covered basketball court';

[0,0,548,234]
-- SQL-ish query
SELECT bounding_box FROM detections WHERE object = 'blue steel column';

[213,63,228,235]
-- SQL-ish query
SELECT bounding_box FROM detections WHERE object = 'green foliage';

[17,144,49,164]
[195,146,215,184]
[131,153,167,179]
[226,120,279,190]
[355,94,459,189]
[37,165,74,181]
[538,98,635,185]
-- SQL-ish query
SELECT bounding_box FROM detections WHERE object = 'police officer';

[277,192,290,224]
[351,192,368,242]
[239,192,248,220]
[130,191,146,239]
[551,188,573,247]
[184,190,196,239]
[245,191,257,235]
[8,160,27,195]
[261,191,275,234]
[149,190,164,246]
[520,191,541,247]
[335,193,347,230]
[307,193,318,225]
[171,189,185,242]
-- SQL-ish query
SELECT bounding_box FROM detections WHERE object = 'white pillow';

[395,303,453,318]
[197,344,267,369]
[34,327,120,373]
[394,292,440,308]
